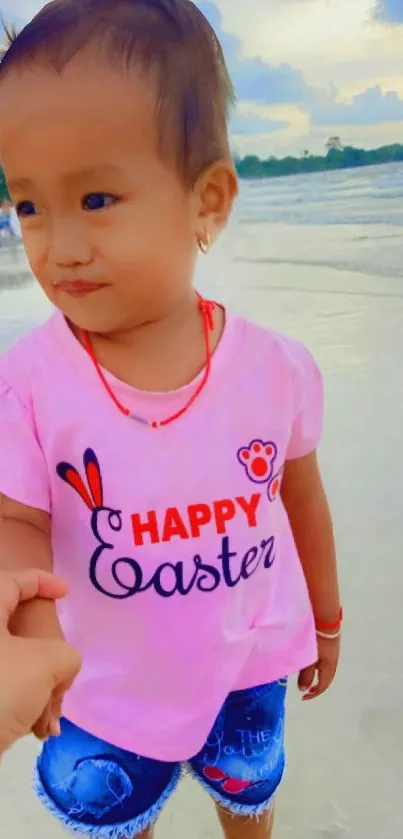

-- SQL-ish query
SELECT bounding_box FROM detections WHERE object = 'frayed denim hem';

[33,761,181,838]
[186,762,280,819]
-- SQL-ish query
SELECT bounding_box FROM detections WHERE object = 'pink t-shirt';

[0,310,323,760]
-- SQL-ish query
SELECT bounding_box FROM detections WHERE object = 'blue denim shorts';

[35,680,287,838]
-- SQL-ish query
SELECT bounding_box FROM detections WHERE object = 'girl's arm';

[281,451,341,699]
[0,496,65,737]
[0,496,63,640]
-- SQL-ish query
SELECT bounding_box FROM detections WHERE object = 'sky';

[1,0,403,157]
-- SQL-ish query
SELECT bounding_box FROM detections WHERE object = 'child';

[0,2,341,837]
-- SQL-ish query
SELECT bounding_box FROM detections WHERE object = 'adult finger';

[32,640,81,739]
[303,662,335,701]
[32,703,52,742]
[0,570,68,631]
[33,688,66,741]
[48,685,67,737]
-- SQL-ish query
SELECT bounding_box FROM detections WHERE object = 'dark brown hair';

[0,0,235,185]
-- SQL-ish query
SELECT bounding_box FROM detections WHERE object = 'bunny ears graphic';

[56,448,103,510]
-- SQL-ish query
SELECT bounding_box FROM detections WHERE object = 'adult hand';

[0,569,81,754]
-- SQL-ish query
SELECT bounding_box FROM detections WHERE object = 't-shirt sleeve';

[286,343,324,460]
[0,378,50,512]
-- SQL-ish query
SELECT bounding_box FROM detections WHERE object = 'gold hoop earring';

[198,232,211,255]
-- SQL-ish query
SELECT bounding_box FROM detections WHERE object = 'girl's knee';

[36,718,180,838]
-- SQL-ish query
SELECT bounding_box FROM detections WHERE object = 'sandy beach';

[1,167,403,837]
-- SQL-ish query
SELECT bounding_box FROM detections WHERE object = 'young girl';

[0,1,341,837]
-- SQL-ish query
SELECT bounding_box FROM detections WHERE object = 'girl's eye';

[16,201,38,217]
[82,193,118,211]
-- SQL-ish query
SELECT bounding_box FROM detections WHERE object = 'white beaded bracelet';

[316,628,341,640]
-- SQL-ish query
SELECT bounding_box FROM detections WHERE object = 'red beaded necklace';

[81,295,216,429]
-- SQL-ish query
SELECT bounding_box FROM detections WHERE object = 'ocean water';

[1,162,403,839]
[227,162,403,284]
[236,161,403,227]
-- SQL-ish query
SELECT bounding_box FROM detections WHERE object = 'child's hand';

[298,636,340,700]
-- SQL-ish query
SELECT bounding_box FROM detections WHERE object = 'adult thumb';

[39,639,82,692]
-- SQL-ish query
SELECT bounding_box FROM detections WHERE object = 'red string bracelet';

[315,607,343,633]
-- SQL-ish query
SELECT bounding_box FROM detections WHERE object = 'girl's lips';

[56,280,106,297]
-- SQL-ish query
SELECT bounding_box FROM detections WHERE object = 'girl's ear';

[194,159,238,244]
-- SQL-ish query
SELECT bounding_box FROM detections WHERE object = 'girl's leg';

[216,804,274,839]
[191,683,287,839]
[36,720,179,839]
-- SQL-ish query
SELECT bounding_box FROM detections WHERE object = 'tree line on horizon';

[234,138,403,179]
[1,138,403,200]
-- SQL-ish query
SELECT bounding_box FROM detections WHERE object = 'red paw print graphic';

[238,438,282,502]
[202,765,253,795]
[237,440,277,484]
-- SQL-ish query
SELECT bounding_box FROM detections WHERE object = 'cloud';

[374,0,403,23]
[197,0,309,105]
[230,109,288,135]
[310,84,403,126]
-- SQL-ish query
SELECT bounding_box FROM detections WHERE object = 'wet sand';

[1,223,403,837]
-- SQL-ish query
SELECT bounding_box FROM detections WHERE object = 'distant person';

[0,199,22,237]
[0,2,341,838]
[8,204,21,238]
[0,569,81,756]
[0,200,22,238]
[0,198,12,236]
